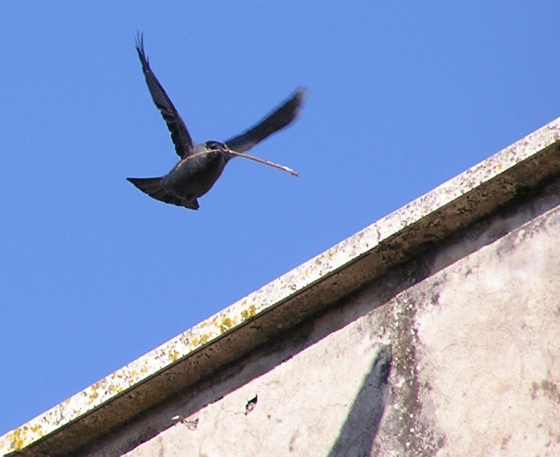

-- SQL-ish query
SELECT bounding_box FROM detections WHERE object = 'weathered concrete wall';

[74,176,560,456]
[4,119,560,457]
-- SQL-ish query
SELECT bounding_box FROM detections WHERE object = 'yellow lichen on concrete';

[190,336,200,347]
[3,422,45,452]
[109,384,120,395]
[219,316,236,332]
[241,304,257,320]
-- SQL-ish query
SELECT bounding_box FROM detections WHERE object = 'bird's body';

[128,34,304,210]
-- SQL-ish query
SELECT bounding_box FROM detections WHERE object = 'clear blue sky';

[2,2,560,435]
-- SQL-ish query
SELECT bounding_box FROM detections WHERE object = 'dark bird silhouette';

[128,34,305,210]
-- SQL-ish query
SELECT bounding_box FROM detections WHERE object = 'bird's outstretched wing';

[136,33,195,158]
[127,177,200,210]
[225,87,305,153]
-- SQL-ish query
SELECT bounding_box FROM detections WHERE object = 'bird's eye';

[207,141,225,151]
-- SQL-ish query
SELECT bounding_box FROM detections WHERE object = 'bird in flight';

[128,34,305,210]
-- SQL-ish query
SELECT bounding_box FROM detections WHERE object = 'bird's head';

[204,141,228,152]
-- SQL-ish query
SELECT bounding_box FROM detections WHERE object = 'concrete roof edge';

[3,117,560,456]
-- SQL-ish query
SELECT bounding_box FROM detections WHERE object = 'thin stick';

[184,148,299,177]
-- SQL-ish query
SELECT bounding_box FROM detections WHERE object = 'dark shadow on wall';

[327,345,392,457]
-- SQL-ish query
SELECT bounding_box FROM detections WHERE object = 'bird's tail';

[126,177,199,209]
[127,176,166,200]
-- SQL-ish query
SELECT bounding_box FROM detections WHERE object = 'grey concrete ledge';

[2,117,560,457]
